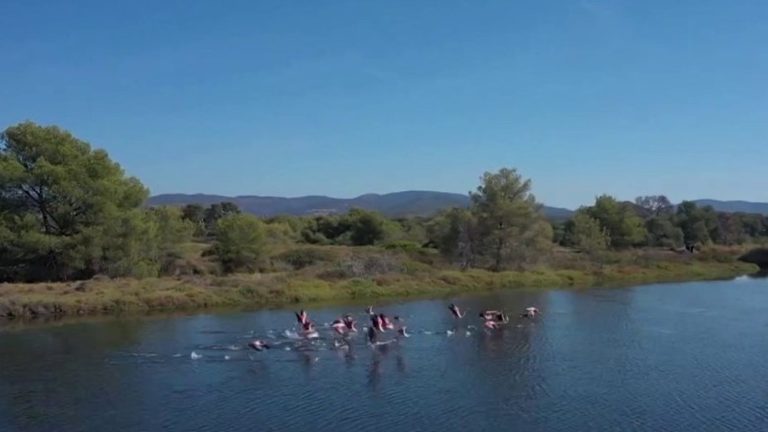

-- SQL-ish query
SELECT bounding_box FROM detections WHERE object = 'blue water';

[2,277,768,431]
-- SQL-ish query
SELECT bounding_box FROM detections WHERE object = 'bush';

[320,253,405,279]
[563,212,610,254]
[697,247,738,263]
[345,208,388,246]
[273,247,340,270]
[382,240,422,252]
[210,214,267,273]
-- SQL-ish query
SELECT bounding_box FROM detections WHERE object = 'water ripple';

[3,279,768,431]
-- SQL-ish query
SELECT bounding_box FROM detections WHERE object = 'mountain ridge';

[689,199,768,215]
[147,191,574,220]
[146,193,768,219]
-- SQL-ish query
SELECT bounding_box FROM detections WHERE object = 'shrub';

[210,214,267,273]
[382,240,422,252]
[273,247,340,270]
[320,253,404,279]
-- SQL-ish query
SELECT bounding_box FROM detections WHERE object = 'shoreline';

[0,259,757,325]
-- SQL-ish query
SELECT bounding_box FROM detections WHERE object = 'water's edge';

[0,263,765,331]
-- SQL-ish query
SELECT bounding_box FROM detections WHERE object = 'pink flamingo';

[296,310,309,326]
[371,314,385,332]
[449,303,465,319]
[248,340,271,351]
[343,314,357,332]
[523,307,540,318]
[379,314,394,330]
[395,316,409,337]
[331,319,347,335]
[479,310,501,321]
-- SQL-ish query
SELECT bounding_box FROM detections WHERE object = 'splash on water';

[283,330,302,340]
[207,344,242,351]
[123,352,158,358]
[372,340,396,346]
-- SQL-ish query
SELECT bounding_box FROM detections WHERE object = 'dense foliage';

[209,214,266,273]
[2,122,767,282]
[559,195,768,250]
[562,212,610,254]
[0,122,168,281]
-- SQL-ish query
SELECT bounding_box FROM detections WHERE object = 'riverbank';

[0,246,758,319]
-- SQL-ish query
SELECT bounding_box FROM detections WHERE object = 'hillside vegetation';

[0,122,763,318]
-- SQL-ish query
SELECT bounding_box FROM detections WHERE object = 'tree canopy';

[584,195,647,248]
[634,195,673,216]
[2,121,768,283]
[0,122,151,281]
[676,201,719,245]
[470,168,552,270]
[563,211,610,254]
[210,214,266,273]
[427,207,477,268]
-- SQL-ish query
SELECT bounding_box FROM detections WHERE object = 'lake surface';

[2,277,768,431]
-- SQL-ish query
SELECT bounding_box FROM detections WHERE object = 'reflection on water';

[1,278,768,432]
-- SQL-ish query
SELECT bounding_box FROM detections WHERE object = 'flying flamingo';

[523,307,540,318]
[449,303,465,318]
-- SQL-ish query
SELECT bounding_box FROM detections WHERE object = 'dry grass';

[0,245,758,319]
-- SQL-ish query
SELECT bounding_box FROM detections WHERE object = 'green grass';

[0,246,759,320]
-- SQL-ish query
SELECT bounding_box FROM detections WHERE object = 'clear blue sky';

[2,0,767,208]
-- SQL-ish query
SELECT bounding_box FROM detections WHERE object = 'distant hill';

[690,199,768,215]
[147,191,575,220]
[146,193,768,220]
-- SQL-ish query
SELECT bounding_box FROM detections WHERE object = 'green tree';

[739,213,766,240]
[391,217,428,244]
[585,195,647,248]
[426,207,478,268]
[300,214,350,244]
[634,195,673,216]
[265,215,307,241]
[645,216,684,248]
[211,214,266,273]
[470,168,552,271]
[675,201,719,245]
[95,210,161,278]
[66,206,192,278]
[181,204,206,237]
[263,219,302,249]
[149,206,195,272]
[564,211,610,254]
[300,217,329,244]
[343,208,388,246]
[716,213,748,245]
[551,221,567,245]
[204,202,241,234]
[0,122,148,281]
